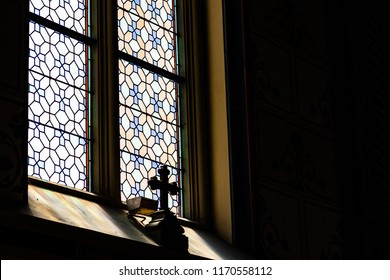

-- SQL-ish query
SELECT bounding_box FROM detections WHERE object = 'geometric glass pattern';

[118,0,181,214]
[29,0,89,35]
[118,0,177,73]
[28,1,91,191]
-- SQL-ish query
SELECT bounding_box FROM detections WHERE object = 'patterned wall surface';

[0,0,28,203]
[244,0,342,258]
[241,0,390,259]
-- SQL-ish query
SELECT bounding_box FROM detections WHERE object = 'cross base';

[128,165,188,252]
[145,210,188,253]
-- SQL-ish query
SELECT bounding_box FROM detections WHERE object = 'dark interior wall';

[225,0,390,259]
[243,0,340,259]
[0,0,28,203]
[331,0,390,259]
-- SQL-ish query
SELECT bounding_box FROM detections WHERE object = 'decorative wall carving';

[271,131,326,192]
[320,231,343,259]
[304,203,343,259]
[249,33,293,113]
[0,102,26,201]
[254,186,302,259]
[0,133,22,190]
[245,0,340,259]
[255,110,339,202]
[295,57,333,131]
[249,0,327,61]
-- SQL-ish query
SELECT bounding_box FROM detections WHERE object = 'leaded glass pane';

[118,1,176,73]
[28,19,90,190]
[28,71,87,138]
[28,123,88,189]
[119,106,179,167]
[29,23,88,89]
[29,0,89,35]
[119,59,181,214]
[120,150,180,210]
[119,62,177,122]
[117,0,175,31]
[118,0,181,214]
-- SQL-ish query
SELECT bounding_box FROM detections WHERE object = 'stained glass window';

[118,0,182,214]
[28,0,91,190]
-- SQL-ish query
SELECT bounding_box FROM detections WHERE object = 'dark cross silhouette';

[148,165,179,211]
[145,164,188,252]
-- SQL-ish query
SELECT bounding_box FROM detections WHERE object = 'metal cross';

[148,165,179,211]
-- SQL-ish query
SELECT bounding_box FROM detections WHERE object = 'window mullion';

[91,0,120,200]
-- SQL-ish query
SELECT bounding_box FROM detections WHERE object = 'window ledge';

[0,184,248,259]
[26,184,154,245]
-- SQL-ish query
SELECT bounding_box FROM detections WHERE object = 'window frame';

[27,0,210,222]
[27,1,94,192]
[90,0,187,208]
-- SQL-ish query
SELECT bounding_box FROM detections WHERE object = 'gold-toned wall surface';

[206,0,232,244]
